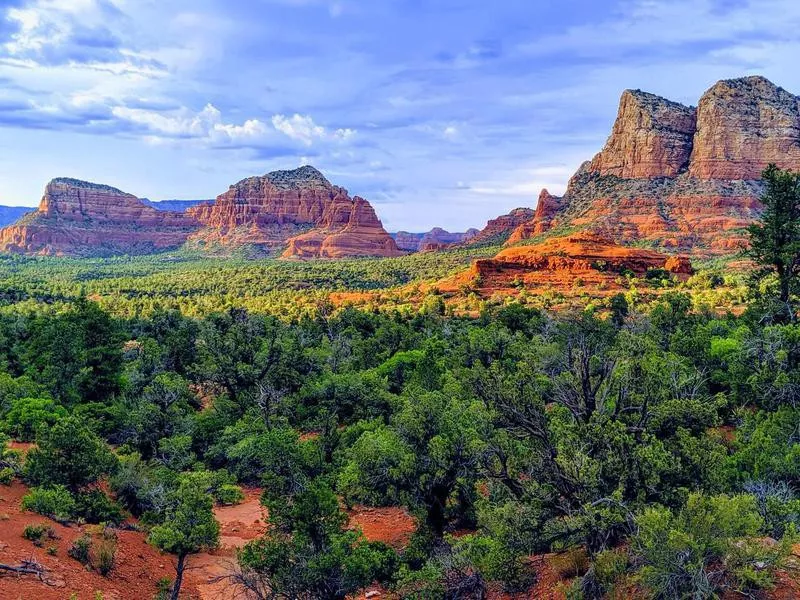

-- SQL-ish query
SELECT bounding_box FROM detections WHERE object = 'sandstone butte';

[184,165,402,259]
[393,227,480,252]
[0,178,197,256]
[507,75,800,255]
[441,232,693,295]
[0,166,402,259]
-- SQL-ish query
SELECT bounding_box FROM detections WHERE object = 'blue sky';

[0,0,798,231]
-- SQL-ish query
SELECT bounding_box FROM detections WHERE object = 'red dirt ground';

[3,479,797,600]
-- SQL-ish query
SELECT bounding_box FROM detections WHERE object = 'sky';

[0,0,799,231]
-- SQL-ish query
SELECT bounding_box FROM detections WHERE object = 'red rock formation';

[467,208,535,246]
[689,76,800,179]
[444,233,692,293]
[188,166,401,259]
[0,178,198,256]
[511,76,800,256]
[281,196,402,259]
[393,227,479,252]
[507,190,563,244]
[589,90,696,178]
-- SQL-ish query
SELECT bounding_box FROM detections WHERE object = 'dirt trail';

[186,488,267,600]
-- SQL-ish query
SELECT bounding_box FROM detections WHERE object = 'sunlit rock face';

[509,76,800,256]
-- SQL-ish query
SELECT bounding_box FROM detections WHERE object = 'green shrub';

[632,493,789,598]
[2,397,67,442]
[216,484,245,506]
[94,529,117,576]
[21,485,76,521]
[75,489,124,525]
[69,533,92,565]
[393,563,445,599]
[23,523,56,546]
[0,466,13,485]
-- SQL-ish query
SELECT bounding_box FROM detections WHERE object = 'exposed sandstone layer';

[689,76,800,179]
[589,90,696,178]
[188,166,401,259]
[0,178,198,256]
[445,233,692,293]
[510,76,800,256]
[507,190,564,244]
[467,208,535,246]
[393,228,479,252]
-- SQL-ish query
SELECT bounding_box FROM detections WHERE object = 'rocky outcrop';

[189,166,402,259]
[0,178,199,256]
[467,208,535,246]
[281,196,402,259]
[444,233,692,294]
[510,76,800,255]
[507,190,564,244]
[392,228,479,252]
[689,76,800,179]
[589,90,696,178]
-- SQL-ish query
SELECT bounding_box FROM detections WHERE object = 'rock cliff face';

[589,90,696,178]
[689,76,800,179]
[442,232,692,294]
[467,208,535,246]
[0,178,198,256]
[188,166,402,259]
[392,228,479,252]
[510,76,800,255]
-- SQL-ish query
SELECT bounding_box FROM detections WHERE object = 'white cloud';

[271,114,325,145]
[272,113,357,145]
[109,104,355,150]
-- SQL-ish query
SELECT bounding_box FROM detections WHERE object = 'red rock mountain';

[0,178,198,256]
[467,207,535,246]
[393,228,479,252]
[510,76,800,255]
[0,167,401,259]
[188,166,402,259]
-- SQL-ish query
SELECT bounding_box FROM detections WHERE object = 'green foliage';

[69,533,92,565]
[746,164,800,322]
[632,493,793,598]
[94,528,118,576]
[0,466,13,484]
[24,416,117,491]
[74,489,124,525]
[23,523,56,546]
[148,482,220,557]
[2,397,67,442]
[21,485,76,521]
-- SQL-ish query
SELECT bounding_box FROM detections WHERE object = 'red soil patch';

[0,480,179,600]
[347,506,416,550]
[184,488,267,600]
[5,442,34,454]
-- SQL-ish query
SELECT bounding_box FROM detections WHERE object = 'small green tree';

[24,416,117,492]
[747,164,800,322]
[148,482,220,600]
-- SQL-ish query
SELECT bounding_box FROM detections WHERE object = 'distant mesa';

[392,228,479,252]
[0,166,401,259]
[187,165,401,259]
[143,199,210,212]
[0,177,197,256]
[0,205,33,228]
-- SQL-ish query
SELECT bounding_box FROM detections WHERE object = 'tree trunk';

[171,553,187,600]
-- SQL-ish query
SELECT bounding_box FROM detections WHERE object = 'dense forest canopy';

[0,168,799,599]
